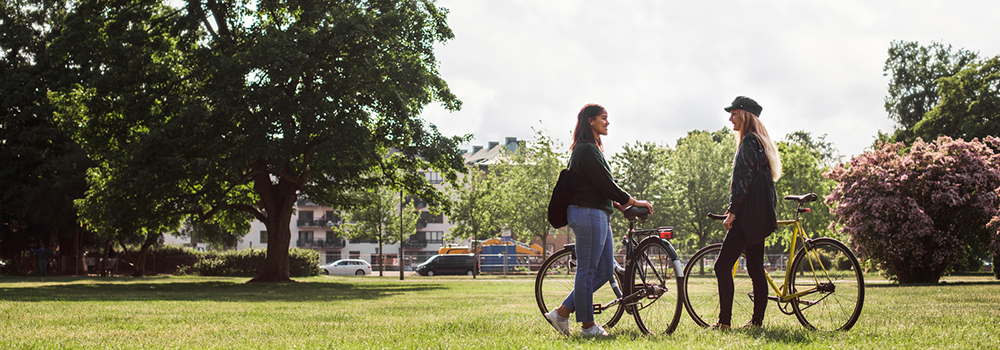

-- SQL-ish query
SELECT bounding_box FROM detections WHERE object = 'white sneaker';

[581,324,609,337]
[544,309,571,335]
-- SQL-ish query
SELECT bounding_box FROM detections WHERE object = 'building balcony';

[296,199,320,207]
[297,219,340,228]
[296,238,346,249]
[401,238,428,248]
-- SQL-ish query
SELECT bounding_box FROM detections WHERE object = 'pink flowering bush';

[825,136,1000,283]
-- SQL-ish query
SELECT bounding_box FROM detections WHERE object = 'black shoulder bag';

[547,168,573,229]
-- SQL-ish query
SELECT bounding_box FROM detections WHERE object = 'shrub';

[147,245,202,275]
[195,248,320,277]
[288,248,321,277]
[826,136,1000,283]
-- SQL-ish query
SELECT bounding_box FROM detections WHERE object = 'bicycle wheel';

[789,238,864,331]
[681,243,754,328]
[534,247,625,330]
[627,238,684,334]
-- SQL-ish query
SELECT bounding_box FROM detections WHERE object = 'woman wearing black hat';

[712,96,782,330]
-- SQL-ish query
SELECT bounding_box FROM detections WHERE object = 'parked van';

[415,254,476,276]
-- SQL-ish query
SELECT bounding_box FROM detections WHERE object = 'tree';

[491,128,565,256]
[447,162,504,251]
[609,141,668,240]
[334,184,418,276]
[175,210,251,250]
[660,129,734,253]
[825,136,1000,283]
[909,57,1000,143]
[50,0,468,282]
[0,0,95,274]
[884,40,979,142]
[771,132,839,253]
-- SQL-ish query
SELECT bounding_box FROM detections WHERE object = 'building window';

[349,251,361,260]
[325,251,341,264]
[420,212,444,224]
[299,231,314,241]
[260,231,268,244]
[423,231,444,244]
[424,171,443,184]
[300,210,314,221]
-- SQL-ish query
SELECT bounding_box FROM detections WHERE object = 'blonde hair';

[734,109,782,181]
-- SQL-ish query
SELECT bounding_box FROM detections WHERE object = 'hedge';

[194,248,321,277]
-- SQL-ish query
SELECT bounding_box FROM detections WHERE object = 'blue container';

[480,244,518,272]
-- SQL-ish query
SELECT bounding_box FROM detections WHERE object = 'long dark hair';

[570,103,605,151]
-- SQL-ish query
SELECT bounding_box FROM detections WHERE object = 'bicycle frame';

[595,211,681,314]
[735,204,829,303]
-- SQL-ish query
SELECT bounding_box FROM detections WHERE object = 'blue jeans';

[561,205,615,323]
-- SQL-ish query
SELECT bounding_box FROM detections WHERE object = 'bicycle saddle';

[623,206,649,221]
[783,193,818,203]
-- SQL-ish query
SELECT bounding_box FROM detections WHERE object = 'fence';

[473,252,793,276]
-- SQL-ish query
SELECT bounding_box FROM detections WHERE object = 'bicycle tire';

[789,238,865,331]
[681,243,754,328]
[627,238,684,334]
[534,247,626,330]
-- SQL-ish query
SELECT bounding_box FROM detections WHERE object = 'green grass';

[1,274,998,349]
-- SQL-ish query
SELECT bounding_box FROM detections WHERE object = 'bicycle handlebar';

[707,213,727,221]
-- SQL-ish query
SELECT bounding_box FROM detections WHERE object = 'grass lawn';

[1,273,998,349]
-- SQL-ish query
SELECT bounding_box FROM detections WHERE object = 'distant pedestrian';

[31,243,52,277]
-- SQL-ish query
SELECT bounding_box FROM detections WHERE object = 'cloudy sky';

[420,0,1000,160]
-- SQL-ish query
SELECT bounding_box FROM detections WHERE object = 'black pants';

[714,223,768,326]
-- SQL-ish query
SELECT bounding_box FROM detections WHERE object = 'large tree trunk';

[131,232,160,277]
[248,172,299,283]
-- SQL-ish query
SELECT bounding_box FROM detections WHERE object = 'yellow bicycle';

[682,193,864,331]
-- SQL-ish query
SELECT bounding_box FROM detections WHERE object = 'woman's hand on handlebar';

[723,211,735,231]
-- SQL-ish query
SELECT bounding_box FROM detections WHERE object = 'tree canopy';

[883,40,979,139]
[771,132,839,251]
[47,0,468,282]
[491,128,564,256]
[909,56,1000,143]
[653,129,734,253]
[882,40,1000,145]
[0,0,93,270]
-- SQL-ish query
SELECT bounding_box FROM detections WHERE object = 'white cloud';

[423,0,1000,159]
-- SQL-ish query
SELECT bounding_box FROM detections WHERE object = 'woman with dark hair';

[544,103,653,337]
[712,96,782,330]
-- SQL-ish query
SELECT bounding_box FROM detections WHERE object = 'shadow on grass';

[866,280,1000,288]
[737,326,815,344]
[0,277,445,302]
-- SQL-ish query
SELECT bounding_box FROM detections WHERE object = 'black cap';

[724,96,762,116]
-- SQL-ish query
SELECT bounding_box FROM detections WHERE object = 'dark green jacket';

[568,142,631,215]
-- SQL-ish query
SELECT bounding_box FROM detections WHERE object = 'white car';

[319,259,372,276]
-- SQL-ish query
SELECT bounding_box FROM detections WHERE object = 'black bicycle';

[534,206,685,335]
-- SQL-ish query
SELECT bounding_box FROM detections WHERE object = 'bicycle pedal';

[592,303,602,314]
[747,293,780,303]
